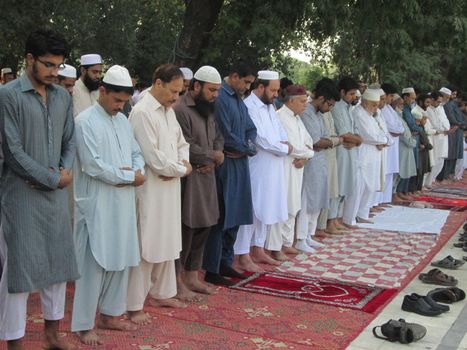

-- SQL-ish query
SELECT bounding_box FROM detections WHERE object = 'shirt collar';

[94,102,113,118]
[222,81,236,96]
[281,104,297,117]
[19,73,56,93]
[249,91,268,109]
[184,91,197,107]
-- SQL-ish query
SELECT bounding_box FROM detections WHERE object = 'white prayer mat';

[357,205,450,234]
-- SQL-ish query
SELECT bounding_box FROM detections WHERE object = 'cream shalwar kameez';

[72,78,99,117]
[266,105,314,251]
[127,93,190,309]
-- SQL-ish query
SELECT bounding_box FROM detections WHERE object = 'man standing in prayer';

[267,85,314,259]
[174,66,224,298]
[73,53,102,117]
[203,62,257,286]
[331,77,363,227]
[352,89,389,223]
[58,64,77,95]
[234,70,291,272]
[1,68,15,85]
[425,91,450,187]
[0,28,79,350]
[295,82,336,252]
[71,65,145,346]
[127,64,191,323]
[180,67,193,94]
[380,83,405,202]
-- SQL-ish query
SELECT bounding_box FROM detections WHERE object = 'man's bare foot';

[149,297,187,308]
[237,254,265,272]
[251,247,281,266]
[342,222,359,229]
[44,319,77,350]
[334,221,349,231]
[282,246,300,254]
[356,217,373,224]
[76,330,102,346]
[314,230,328,238]
[97,315,137,331]
[270,250,289,261]
[128,310,152,325]
[176,278,202,302]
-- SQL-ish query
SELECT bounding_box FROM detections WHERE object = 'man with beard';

[295,82,336,252]
[71,65,145,346]
[173,66,223,299]
[0,28,79,350]
[234,70,291,272]
[202,62,257,286]
[73,53,102,117]
[58,64,77,95]
[127,64,191,324]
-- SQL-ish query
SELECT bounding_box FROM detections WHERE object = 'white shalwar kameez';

[235,93,289,255]
[425,106,450,185]
[347,105,388,223]
[266,105,314,251]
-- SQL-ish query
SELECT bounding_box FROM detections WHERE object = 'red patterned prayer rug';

[231,271,397,313]
[415,195,467,210]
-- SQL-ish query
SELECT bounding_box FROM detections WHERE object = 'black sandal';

[373,319,426,344]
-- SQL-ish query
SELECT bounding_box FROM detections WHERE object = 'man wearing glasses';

[73,53,103,117]
[0,28,79,350]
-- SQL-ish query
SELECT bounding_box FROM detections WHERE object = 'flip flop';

[418,268,458,286]
[431,255,465,269]
[428,287,466,304]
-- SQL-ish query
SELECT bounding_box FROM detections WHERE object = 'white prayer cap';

[102,65,132,87]
[378,88,385,96]
[1,67,12,76]
[180,67,193,80]
[58,64,76,78]
[80,54,102,66]
[439,87,452,96]
[362,89,381,102]
[402,87,415,94]
[411,105,425,120]
[392,93,401,101]
[194,65,222,84]
[257,70,279,80]
[356,89,362,97]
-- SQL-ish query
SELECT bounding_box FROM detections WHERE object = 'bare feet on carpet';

[325,221,344,235]
[270,250,289,261]
[128,310,152,325]
[282,246,300,254]
[149,297,187,308]
[251,247,281,266]
[184,272,217,295]
[237,253,265,272]
[314,230,328,238]
[342,222,359,229]
[356,217,373,224]
[76,329,102,346]
[44,320,77,350]
[176,279,203,302]
[97,315,137,332]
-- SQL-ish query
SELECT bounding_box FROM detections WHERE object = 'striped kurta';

[0,74,79,293]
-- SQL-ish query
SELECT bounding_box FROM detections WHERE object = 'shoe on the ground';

[306,236,325,248]
[294,239,316,253]
[410,293,449,312]
[204,272,235,286]
[401,294,444,316]
[428,287,466,304]
[373,318,426,344]
[219,264,247,279]
[431,255,464,269]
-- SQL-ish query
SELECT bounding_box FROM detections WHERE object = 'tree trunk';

[173,0,224,68]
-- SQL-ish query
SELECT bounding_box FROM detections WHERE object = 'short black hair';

[315,81,339,101]
[381,83,397,94]
[229,61,256,78]
[101,81,134,95]
[430,91,441,100]
[417,93,431,106]
[152,64,183,84]
[253,78,271,89]
[338,77,359,93]
[280,77,293,90]
[188,78,205,91]
[25,28,69,58]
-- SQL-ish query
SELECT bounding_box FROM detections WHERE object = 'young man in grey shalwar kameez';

[0,28,79,350]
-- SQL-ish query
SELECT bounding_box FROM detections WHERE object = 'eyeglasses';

[36,57,66,70]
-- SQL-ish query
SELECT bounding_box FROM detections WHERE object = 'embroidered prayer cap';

[257,70,279,80]
[362,89,381,102]
[402,87,415,94]
[103,65,132,87]
[285,84,307,97]
[180,67,193,80]
[194,65,222,84]
[80,54,102,66]
[439,87,452,96]
[58,64,77,78]
[1,67,12,77]
[411,105,425,120]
